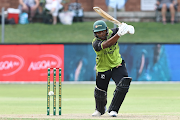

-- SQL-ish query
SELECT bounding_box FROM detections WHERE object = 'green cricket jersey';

[92,28,122,72]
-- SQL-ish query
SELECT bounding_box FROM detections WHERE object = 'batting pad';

[94,87,107,115]
[108,77,132,113]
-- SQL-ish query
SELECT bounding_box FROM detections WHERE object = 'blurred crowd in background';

[0,0,179,25]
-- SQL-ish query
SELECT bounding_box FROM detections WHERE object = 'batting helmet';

[93,20,108,32]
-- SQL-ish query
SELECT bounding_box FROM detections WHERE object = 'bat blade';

[93,7,121,26]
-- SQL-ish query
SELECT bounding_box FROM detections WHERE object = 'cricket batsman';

[92,20,134,117]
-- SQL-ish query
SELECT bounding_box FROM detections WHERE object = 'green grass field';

[1,21,180,43]
[1,21,180,120]
[0,83,180,119]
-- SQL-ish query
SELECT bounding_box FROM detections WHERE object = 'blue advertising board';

[64,44,180,81]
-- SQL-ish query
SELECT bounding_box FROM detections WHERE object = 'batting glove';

[128,25,135,34]
[117,22,129,36]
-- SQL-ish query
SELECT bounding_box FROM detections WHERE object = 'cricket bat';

[93,7,121,26]
[93,7,135,34]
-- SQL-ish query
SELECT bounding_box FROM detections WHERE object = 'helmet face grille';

[93,20,107,32]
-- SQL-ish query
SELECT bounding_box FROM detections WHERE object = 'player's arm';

[102,23,129,49]
[92,30,120,51]
[102,34,120,49]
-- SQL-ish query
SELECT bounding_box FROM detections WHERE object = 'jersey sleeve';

[110,28,119,37]
[92,39,103,51]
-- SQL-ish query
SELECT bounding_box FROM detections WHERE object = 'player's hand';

[117,22,129,36]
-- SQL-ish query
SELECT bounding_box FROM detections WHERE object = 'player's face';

[95,30,107,40]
